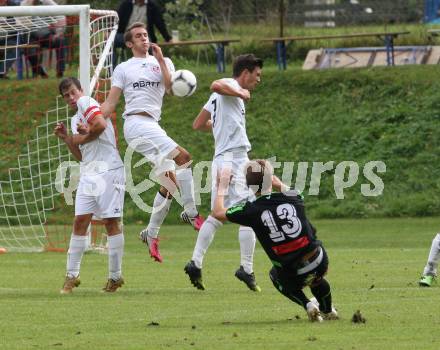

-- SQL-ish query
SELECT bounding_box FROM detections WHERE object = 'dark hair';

[232,54,263,78]
[124,22,147,43]
[245,159,273,194]
[58,77,81,95]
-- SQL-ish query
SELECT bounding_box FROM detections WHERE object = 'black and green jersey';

[226,190,319,268]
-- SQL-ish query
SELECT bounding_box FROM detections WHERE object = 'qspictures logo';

[55,137,386,213]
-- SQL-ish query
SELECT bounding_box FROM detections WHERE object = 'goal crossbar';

[0,5,90,17]
[0,5,117,95]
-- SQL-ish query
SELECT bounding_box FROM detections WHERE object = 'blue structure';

[425,0,440,23]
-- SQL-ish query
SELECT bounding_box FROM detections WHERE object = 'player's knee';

[174,148,192,166]
[103,218,121,235]
[73,215,91,234]
[310,277,330,296]
[269,267,286,293]
[159,186,173,198]
[178,154,192,166]
[309,276,323,288]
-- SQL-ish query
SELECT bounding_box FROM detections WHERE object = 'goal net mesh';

[0,8,118,252]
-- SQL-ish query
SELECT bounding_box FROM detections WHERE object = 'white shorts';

[210,151,255,210]
[124,115,177,174]
[75,167,125,218]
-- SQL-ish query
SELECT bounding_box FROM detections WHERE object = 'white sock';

[107,233,124,281]
[239,226,256,274]
[192,215,223,268]
[147,192,173,238]
[423,233,440,276]
[66,234,88,278]
[176,168,198,217]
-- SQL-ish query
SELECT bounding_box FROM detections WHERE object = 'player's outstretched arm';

[212,168,232,222]
[211,79,250,101]
[212,191,228,222]
[272,175,290,193]
[192,108,212,132]
[101,87,122,118]
[54,122,82,161]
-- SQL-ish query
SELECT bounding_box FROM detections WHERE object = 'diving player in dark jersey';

[212,159,338,322]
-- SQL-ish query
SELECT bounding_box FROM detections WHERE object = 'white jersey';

[71,96,123,175]
[112,55,175,121]
[203,78,251,157]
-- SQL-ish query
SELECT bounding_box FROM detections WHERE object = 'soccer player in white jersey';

[101,22,203,263]
[54,77,125,294]
[419,233,440,287]
[184,54,263,291]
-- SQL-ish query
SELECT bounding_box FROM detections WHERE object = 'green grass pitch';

[1,217,440,349]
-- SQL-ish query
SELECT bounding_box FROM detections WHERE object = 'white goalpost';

[0,5,119,252]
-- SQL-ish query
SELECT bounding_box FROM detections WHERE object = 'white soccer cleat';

[310,297,339,320]
[306,301,323,323]
[322,308,339,320]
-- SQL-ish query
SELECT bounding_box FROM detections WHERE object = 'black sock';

[310,278,332,313]
[269,267,310,309]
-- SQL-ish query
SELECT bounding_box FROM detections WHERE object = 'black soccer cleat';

[235,266,261,292]
[184,260,205,290]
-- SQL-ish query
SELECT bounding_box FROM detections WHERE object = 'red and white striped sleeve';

[76,96,103,124]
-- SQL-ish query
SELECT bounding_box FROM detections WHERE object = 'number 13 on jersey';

[261,204,302,242]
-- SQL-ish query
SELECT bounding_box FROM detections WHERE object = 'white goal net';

[0,5,118,252]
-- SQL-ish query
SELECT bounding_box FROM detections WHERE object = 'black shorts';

[269,246,329,290]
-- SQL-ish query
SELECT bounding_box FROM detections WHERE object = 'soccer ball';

[171,69,197,97]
